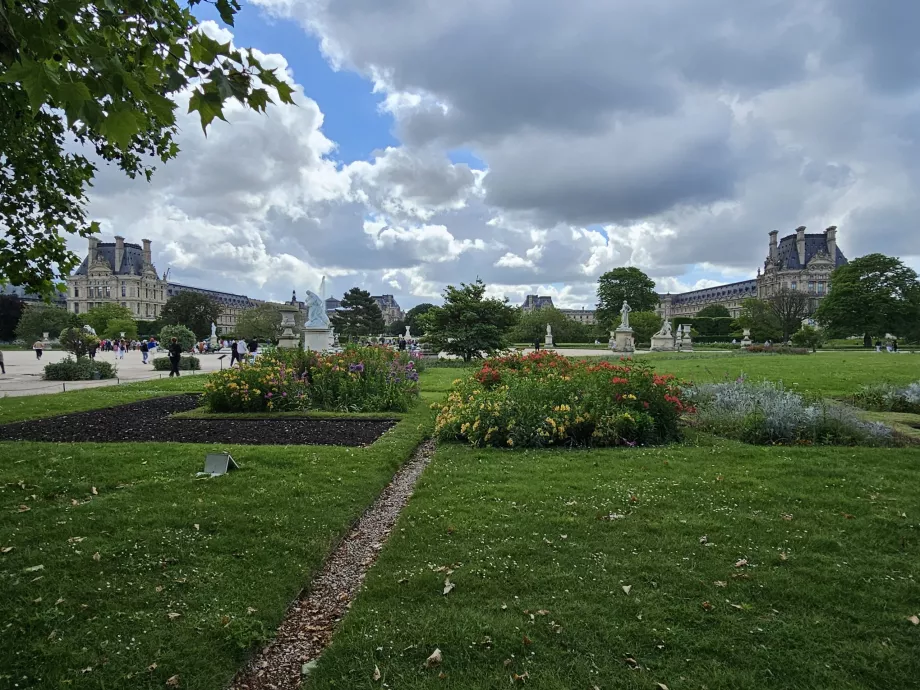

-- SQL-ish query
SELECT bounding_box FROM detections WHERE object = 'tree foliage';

[83,302,134,336]
[58,326,99,357]
[765,287,811,341]
[814,254,920,343]
[0,0,294,297]
[105,317,138,341]
[331,288,385,340]
[160,291,222,338]
[733,298,783,343]
[387,319,407,337]
[0,293,25,341]
[14,303,75,342]
[596,267,658,327]
[159,324,195,351]
[421,280,518,362]
[696,304,731,318]
[791,325,825,352]
[235,303,291,342]
[405,303,436,334]
[610,311,662,345]
[510,307,592,344]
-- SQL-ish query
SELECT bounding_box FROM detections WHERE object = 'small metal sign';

[203,453,238,476]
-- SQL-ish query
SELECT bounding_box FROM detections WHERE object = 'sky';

[77,0,920,310]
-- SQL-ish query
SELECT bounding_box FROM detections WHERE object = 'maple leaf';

[523,635,533,645]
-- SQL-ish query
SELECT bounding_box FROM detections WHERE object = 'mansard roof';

[72,242,147,276]
[166,283,254,308]
[668,279,758,305]
[774,233,849,270]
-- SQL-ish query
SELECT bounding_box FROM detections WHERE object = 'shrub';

[43,357,117,381]
[689,380,894,446]
[740,345,810,355]
[791,325,826,352]
[152,356,201,371]
[850,382,920,413]
[159,324,196,352]
[58,327,99,358]
[201,344,420,413]
[434,350,691,448]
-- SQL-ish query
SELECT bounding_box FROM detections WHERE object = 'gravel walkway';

[230,439,436,690]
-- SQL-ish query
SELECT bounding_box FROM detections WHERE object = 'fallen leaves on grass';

[523,635,533,645]
[423,648,442,668]
[443,578,455,595]
[147,663,157,672]
[68,536,85,543]
[624,656,640,669]
[24,564,43,572]
[167,612,181,621]
[842,512,855,519]
[92,552,101,561]
[1,546,13,554]
[656,684,670,690]
[17,505,30,513]
[372,665,381,681]
[91,487,98,495]
[734,559,748,568]
[908,615,919,625]
[166,674,180,686]
[511,671,529,683]
[714,581,727,588]
[622,585,632,595]
[702,601,713,611]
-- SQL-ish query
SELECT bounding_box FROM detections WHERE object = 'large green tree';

[610,310,662,345]
[509,307,591,344]
[596,267,658,327]
[83,302,134,336]
[105,317,138,341]
[331,288,385,340]
[421,280,518,362]
[160,291,222,338]
[0,0,294,298]
[405,303,436,334]
[696,304,731,318]
[733,298,782,343]
[766,287,811,341]
[235,303,290,343]
[14,303,75,342]
[814,254,920,346]
[0,293,25,341]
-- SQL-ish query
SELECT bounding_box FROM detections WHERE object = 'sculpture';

[405,325,411,339]
[657,319,672,337]
[546,324,552,336]
[210,322,217,339]
[83,324,97,336]
[303,290,331,329]
[620,301,632,329]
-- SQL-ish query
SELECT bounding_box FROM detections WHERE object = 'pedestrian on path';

[32,340,44,359]
[167,337,183,377]
[236,339,247,366]
[140,340,149,364]
[0,349,5,374]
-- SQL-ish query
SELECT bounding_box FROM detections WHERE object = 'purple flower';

[282,391,287,397]
[349,362,365,373]
[265,392,273,398]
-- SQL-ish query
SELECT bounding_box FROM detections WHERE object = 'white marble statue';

[210,322,217,339]
[303,290,331,328]
[83,324,96,336]
[405,325,411,339]
[657,319,672,337]
[620,301,632,329]
[546,324,552,336]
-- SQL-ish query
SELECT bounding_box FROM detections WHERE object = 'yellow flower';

[507,438,514,447]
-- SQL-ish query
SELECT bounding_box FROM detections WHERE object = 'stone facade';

[372,294,405,326]
[657,226,847,319]
[164,283,259,335]
[521,295,597,324]
[67,236,166,320]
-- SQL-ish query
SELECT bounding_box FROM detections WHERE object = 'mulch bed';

[0,395,396,446]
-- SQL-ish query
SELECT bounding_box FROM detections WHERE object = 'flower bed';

[850,381,920,414]
[201,345,420,413]
[434,351,691,448]
[689,380,894,446]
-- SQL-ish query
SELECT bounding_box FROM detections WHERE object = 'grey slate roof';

[774,233,848,270]
[72,242,147,276]
[166,283,253,308]
[669,279,758,306]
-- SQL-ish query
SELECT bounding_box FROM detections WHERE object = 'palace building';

[658,226,847,319]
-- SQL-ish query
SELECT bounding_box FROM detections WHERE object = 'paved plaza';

[0,348,229,397]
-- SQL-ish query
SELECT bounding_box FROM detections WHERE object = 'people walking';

[140,339,149,364]
[236,339,247,366]
[247,338,258,364]
[0,349,5,374]
[32,340,44,359]
[167,337,183,377]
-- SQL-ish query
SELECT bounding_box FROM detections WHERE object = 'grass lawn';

[0,384,434,689]
[0,377,203,424]
[308,436,920,690]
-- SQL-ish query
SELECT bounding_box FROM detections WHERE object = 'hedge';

[43,357,117,381]
[152,356,201,371]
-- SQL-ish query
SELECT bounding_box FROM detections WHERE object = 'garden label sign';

[203,453,239,476]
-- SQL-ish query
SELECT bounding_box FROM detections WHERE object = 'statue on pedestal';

[620,301,632,329]
[304,290,331,329]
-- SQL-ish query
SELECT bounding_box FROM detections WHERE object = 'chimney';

[88,237,99,262]
[142,239,152,265]
[114,236,125,272]
[768,230,778,261]
[796,225,806,266]
[825,225,837,264]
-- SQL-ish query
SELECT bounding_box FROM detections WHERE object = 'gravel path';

[230,439,436,690]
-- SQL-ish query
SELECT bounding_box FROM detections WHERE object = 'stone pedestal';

[740,328,752,347]
[277,304,301,349]
[677,325,694,352]
[303,327,332,352]
[612,327,635,353]
[209,335,219,350]
[650,334,676,351]
[545,333,554,348]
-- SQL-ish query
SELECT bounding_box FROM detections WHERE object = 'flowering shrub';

[689,380,894,446]
[201,345,420,413]
[850,381,920,414]
[434,351,691,448]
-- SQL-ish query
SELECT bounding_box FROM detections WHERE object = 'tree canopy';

[696,304,731,318]
[159,324,195,351]
[235,303,288,342]
[766,287,811,341]
[0,0,294,298]
[160,291,222,337]
[331,288,385,340]
[14,303,75,342]
[733,298,783,343]
[422,280,518,362]
[814,254,920,344]
[105,317,138,341]
[596,267,659,327]
[83,302,134,336]
[610,310,662,345]
[0,294,25,341]
[509,307,592,344]
[405,303,436,334]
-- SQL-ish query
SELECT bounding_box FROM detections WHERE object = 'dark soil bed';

[0,395,396,446]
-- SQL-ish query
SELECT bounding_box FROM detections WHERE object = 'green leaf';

[247,88,270,113]
[0,59,58,115]
[100,108,142,149]
[215,0,237,26]
[187,89,227,134]
[274,80,295,105]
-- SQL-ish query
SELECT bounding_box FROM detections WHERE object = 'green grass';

[0,377,204,424]
[308,435,920,689]
[0,389,434,689]
[859,411,920,441]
